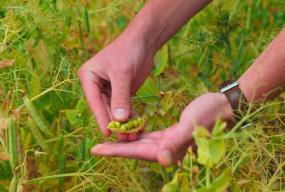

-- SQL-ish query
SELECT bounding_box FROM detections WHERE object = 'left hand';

[91,93,234,166]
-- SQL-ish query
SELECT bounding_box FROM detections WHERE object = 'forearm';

[193,29,285,130]
[121,0,212,54]
[239,28,285,102]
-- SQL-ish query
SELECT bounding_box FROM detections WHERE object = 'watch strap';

[219,80,248,120]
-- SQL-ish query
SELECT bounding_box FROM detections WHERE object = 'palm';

[91,124,194,166]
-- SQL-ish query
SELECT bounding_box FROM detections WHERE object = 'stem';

[206,168,211,187]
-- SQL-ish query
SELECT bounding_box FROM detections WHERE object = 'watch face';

[219,81,239,93]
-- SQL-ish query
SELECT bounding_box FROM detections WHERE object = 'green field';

[1,0,285,191]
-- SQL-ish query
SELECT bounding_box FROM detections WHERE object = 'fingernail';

[161,150,173,165]
[114,108,127,120]
[91,144,102,154]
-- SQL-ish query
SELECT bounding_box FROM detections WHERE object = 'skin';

[78,0,211,141]
[78,0,285,166]
[91,93,233,166]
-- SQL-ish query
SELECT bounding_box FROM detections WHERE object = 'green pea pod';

[107,118,145,133]
[28,118,49,152]
[24,97,51,135]
[8,118,17,169]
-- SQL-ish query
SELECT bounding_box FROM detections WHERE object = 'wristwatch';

[219,80,248,121]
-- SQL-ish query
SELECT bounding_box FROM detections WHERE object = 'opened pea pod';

[107,117,145,133]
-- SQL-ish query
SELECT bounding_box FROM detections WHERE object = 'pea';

[127,121,135,129]
[114,122,121,128]
[107,121,121,128]
[107,117,145,133]
[133,120,139,127]
[121,124,127,130]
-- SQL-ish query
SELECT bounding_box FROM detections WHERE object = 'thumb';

[110,76,131,121]
[157,124,192,166]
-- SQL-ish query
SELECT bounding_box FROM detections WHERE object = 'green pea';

[133,120,139,127]
[121,124,127,130]
[114,122,121,128]
[127,121,135,129]
[107,117,145,133]
[107,121,121,128]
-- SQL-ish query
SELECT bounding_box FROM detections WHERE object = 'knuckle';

[112,92,130,105]
[167,142,178,154]
[113,64,133,75]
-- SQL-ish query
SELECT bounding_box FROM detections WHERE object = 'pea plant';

[1,0,285,191]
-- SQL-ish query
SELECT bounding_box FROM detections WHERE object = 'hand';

[90,93,234,166]
[78,33,155,141]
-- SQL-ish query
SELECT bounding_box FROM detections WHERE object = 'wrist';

[179,92,235,137]
[201,92,235,130]
[120,11,164,56]
[216,92,235,124]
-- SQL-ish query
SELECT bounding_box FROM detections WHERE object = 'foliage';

[0,0,285,191]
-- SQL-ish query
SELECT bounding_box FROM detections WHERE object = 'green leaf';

[212,119,227,136]
[134,1,145,13]
[194,127,211,138]
[76,98,88,113]
[136,77,160,103]
[153,44,169,76]
[193,128,211,167]
[66,98,90,127]
[162,172,179,192]
[211,169,231,191]
[209,138,225,167]
[196,169,231,192]
[150,163,161,174]
[193,121,226,168]
[181,174,191,192]
[194,134,210,167]
[66,110,82,126]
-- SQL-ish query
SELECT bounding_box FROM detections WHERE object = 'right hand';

[78,34,155,141]
[90,93,234,166]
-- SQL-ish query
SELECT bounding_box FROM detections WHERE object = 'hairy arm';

[239,28,285,102]
[123,0,212,54]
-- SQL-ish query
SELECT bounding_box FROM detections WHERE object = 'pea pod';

[24,96,50,135]
[7,118,17,169]
[107,118,145,133]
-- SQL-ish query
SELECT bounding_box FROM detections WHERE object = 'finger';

[157,124,186,166]
[110,75,131,122]
[116,133,128,141]
[91,142,158,161]
[174,142,193,164]
[130,109,137,118]
[138,131,163,140]
[102,94,129,141]
[102,94,112,119]
[78,69,111,136]
[127,133,138,141]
